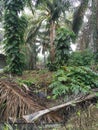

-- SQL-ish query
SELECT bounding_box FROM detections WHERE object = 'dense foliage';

[47,28,75,71]
[4,0,28,75]
[1,0,98,128]
[68,49,94,66]
[49,66,98,98]
[55,28,75,66]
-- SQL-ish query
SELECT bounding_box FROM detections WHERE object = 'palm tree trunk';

[91,0,98,56]
[49,20,56,63]
[30,44,37,70]
[72,0,89,36]
[84,0,98,52]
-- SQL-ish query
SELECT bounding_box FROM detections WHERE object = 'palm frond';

[26,19,42,44]
[0,79,61,123]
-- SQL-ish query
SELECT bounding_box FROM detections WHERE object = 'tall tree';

[36,0,90,63]
[35,0,70,63]
[25,13,44,69]
[92,0,98,60]
[4,0,28,75]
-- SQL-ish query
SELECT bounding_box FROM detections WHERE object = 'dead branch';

[23,91,98,122]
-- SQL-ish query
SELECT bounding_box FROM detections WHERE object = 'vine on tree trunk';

[4,0,28,75]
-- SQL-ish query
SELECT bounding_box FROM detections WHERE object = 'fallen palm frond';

[23,89,98,122]
[0,79,61,123]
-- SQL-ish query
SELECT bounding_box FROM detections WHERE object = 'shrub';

[47,61,58,71]
[68,49,94,66]
[49,66,98,99]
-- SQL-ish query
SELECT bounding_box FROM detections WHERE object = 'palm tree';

[32,0,90,63]
[73,0,98,59]
[34,0,70,63]
[25,13,43,69]
[25,0,90,68]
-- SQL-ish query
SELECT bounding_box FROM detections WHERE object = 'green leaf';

[58,77,67,82]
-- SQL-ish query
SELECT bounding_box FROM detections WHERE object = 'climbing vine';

[4,0,28,75]
[55,28,75,67]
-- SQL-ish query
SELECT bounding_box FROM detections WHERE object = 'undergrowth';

[16,78,35,87]
[49,66,98,99]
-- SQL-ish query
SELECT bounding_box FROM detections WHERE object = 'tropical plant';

[35,0,71,63]
[4,0,28,75]
[25,0,90,69]
[25,13,46,69]
[55,28,75,66]
[3,0,90,74]
[49,66,98,99]
[68,49,94,66]
[47,28,75,71]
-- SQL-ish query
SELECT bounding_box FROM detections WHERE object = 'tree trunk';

[93,0,98,55]
[29,43,37,70]
[72,0,89,36]
[49,20,56,63]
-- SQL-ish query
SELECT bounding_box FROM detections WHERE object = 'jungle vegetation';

[0,0,98,129]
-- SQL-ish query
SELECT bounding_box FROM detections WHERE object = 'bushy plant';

[49,66,98,99]
[55,28,75,67]
[68,49,94,66]
[47,61,58,71]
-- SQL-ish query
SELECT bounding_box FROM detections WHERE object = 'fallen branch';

[23,91,98,122]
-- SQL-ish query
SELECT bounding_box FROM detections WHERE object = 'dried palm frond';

[0,79,61,123]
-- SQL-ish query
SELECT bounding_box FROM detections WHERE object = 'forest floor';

[1,69,98,129]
